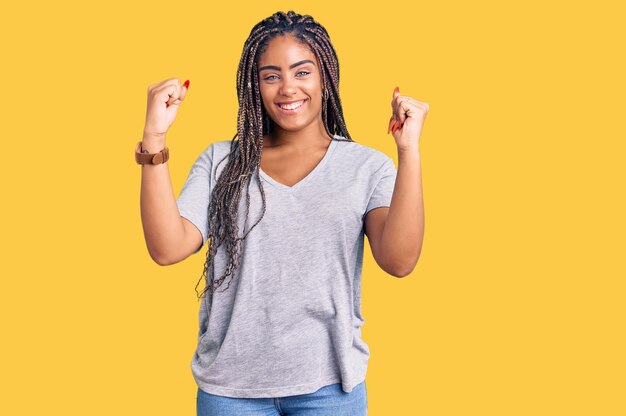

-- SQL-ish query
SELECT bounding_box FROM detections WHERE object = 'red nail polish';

[183,79,190,89]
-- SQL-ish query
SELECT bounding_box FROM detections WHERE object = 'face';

[257,34,324,134]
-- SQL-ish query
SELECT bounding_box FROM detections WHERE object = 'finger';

[403,102,423,126]
[390,96,401,124]
[389,87,403,133]
[391,86,401,106]
[168,79,190,107]
[179,79,190,101]
[149,77,179,91]
[387,116,394,134]
[169,79,182,102]
[390,86,401,107]
[393,118,402,133]
[398,97,422,124]
[400,95,429,112]
[390,91,401,123]
[161,83,179,107]
[402,96,420,106]
[167,79,189,107]
[406,97,429,113]
[392,98,407,124]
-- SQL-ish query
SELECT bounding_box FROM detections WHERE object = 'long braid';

[195,10,354,300]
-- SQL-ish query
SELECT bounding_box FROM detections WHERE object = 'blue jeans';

[197,381,367,415]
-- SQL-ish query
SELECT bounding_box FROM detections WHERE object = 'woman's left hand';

[387,86,429,152]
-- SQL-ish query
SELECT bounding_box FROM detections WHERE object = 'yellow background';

[1,0,624,414]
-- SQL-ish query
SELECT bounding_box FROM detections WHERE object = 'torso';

[260,134,333,188]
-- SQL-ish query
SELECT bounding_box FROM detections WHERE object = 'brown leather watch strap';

[135,141,169,165]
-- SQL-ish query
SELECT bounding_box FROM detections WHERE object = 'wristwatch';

[135,141,169,165]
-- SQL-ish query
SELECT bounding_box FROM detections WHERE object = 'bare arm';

[365,150,424,277]
[365,86,427,277]
[139,133,202,265]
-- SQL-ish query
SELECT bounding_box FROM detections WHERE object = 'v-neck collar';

[258,137,338,192]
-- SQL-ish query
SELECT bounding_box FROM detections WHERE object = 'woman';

[138,10,427,416]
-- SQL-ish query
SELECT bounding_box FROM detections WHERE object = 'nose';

[279,78,297,96]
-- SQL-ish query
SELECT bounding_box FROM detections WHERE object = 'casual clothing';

[196,380,367,416]
[176,134,397,399]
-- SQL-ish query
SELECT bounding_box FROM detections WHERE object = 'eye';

[263,71,310,81]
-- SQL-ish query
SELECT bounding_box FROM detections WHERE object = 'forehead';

[258,35,317,65]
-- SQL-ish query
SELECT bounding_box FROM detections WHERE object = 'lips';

[276,99,307,113]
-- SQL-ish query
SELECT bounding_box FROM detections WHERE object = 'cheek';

[258,88,272,109]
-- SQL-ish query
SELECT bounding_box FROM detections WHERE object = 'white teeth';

[278,100,304,110]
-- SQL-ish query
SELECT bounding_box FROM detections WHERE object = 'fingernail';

[183,79,190,89]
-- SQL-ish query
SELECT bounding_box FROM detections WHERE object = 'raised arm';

[139,133,202,265]
[365,86,428,277]
[138,78,201,265]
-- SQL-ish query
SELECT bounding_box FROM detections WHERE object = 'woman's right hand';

[143,78,190,139]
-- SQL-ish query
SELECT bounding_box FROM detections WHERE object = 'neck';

[265,120,332,151]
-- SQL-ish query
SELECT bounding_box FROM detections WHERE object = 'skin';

[256,33,428,277]
[368,87,428,277]
[257,34,333,187]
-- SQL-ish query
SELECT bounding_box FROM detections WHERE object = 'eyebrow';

[258,59,316,72]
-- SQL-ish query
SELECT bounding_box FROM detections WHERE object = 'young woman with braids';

[139,10,427,415]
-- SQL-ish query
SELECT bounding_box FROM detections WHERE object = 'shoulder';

[195,139,233,161]
[204,139,232,155]
[185,140,233,175]
[332,134,395,170]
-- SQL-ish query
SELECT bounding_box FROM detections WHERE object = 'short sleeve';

[176,144,214,254]
[363,156,397,220]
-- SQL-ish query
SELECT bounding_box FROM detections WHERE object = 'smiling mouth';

[276,99,307,113]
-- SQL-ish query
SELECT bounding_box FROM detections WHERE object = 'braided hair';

[195,10,354,299]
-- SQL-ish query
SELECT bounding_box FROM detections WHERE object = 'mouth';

[275,99,307,114]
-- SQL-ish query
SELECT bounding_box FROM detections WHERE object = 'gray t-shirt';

[176,134,397,398]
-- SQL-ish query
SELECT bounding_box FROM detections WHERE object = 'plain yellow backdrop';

[1,0,624,415]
